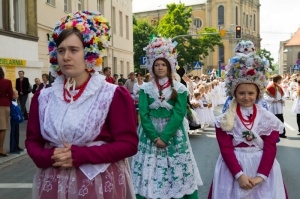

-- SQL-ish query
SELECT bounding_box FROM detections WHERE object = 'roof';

[286,28,300,46]
[132,0,207,13]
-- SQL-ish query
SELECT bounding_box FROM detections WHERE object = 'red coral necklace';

[63,76,91,103]
[155,79,171,96]
[236,104,257,130]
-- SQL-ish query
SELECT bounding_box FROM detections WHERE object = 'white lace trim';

[38,72,117,146]
[216,105,284,147]
[142,80,188,110]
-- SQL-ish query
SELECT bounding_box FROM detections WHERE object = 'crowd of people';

[0,10,295,199]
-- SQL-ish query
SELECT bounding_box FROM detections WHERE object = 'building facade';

[278,28,300,75]
[0,0,42,87]
[134,0,262,76]
[37,0,134,76]
[0,0,42,110]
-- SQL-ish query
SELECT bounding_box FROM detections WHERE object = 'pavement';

[0,121,28,165]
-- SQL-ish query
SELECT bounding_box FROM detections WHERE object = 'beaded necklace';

[63,76,91,103]
[236,104,257,130]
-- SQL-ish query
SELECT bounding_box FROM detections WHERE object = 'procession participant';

[264,74,287,138]
[131,37,202,199]
[208,40,288,199]
[25,11,138,199]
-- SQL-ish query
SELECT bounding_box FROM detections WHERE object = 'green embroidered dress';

[131,80,202,199]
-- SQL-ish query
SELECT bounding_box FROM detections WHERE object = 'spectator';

[103,66,114,84]
[124,72,137,96]
[0,67,13,157]
[38,73,51,90]
[9,89,24,154]
[32,78,41,94]
[118,73,127,85]
[16,70,30,120]
[113,73,118,84]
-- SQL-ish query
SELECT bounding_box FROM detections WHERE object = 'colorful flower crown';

[48,11,111,77]
[144,37,178,76]
[225,40,270,99]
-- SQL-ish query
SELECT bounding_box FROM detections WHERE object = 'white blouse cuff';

[235,171,244,180]
[257,173,267,181]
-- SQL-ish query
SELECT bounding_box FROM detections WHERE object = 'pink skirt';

[32,159,136,199]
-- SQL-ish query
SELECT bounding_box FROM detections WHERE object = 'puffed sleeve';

[160,91,187,143]
[71,86,138,167]
[216,127,243,177]
[257,131,278,178]
[25,91,55,168]
[138,89,160,141]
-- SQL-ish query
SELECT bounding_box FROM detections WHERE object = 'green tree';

[257,48,275,71]
[133,16,158,73]
[157,3,223,70]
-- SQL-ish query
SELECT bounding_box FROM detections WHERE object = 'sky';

[132,0,300,63]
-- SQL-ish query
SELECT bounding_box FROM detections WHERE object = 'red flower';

[246,135,254,142]
[246,69,255,76]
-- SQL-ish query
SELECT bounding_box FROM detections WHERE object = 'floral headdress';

[144,37,178,77]
[225,40,270,99]
[48,11,111,77]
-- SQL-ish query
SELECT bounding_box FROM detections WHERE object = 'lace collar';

[51,73,106,105]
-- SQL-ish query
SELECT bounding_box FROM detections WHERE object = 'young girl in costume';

[25,11,138,199]
[131,37,202,199]
[208,40,288,199]
[291,77,300,135]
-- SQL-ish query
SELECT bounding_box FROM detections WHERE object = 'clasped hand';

[51,142,73,169]
[238,174,264,190]
[154,138,167,148]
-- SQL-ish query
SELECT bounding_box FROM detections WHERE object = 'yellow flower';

[95,57,103,66]
[75,24,85,32]
[236,63,240,68]
[95,16,108,23]
[65,22,73,29]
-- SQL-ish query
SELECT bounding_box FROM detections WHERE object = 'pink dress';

[26,74,138,199]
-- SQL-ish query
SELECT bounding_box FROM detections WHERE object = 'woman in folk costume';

[25,11,138,199]
[208,40,288,199]
[131,37,203,199]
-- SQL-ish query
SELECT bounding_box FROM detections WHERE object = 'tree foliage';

[157,3,223,69]
[133,16,157,72]
[257,48,275,71]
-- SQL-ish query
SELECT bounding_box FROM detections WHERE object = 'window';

[64,0,71,13]
[0,0,26,33]
[125,15,129,39]
[46,0,55,6]
[78,0,84,11]
[235,6,238,25]
[253,14,256,31]
[250,15,252,27]
[193,18,202,28]
[298,52,300,59]
[246,14,248,28]
[218,5,224,25]
[112,7,116,34]
[97,0,103,13]
[119,11,123,37]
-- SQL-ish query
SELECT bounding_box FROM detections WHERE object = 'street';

[0,100,300,199]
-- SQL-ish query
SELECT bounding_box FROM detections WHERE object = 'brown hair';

[42,73,49,81]
[0,67,4,79]
[152,58,177,100]
[272,74,282,83]
[55,27,84,47]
